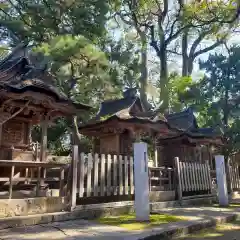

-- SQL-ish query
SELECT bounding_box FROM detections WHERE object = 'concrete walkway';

[0,206,239,240]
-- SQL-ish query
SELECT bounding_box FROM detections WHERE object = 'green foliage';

[168,73,195,112]
[0,0,109,43]
[0,0,114,153]
[194,45,240,154]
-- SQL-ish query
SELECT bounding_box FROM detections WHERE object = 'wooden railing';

[0,160,67,199]
[77,153,134,198]
[149,167,174,191]
[229,156,240,191]
[175,157,212,200]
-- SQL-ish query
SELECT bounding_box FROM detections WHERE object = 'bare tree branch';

[193,39,225,59]
[188,29,212,58]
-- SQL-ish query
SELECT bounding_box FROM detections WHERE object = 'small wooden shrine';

[79,88,179,156]
[157,108,223,168]
[0,43,90,162]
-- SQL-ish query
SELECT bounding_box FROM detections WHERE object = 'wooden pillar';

[0,124,2,159]
[0,124,2,146]
[154,139,158,167]
[158,146,164,167]
[40,118,48,162]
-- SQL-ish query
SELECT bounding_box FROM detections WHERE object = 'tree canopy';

[0,0,239,155]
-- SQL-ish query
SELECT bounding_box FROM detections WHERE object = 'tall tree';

[196,45,240,155]
[112,0,239,111]
[150,0,239,110]
[0,0,111,145]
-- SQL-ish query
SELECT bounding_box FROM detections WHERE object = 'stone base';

[0,197,68,218]
[150,191,175,202]
[230,191,240,200]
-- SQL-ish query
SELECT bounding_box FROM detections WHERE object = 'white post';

[134,142,150,221]
[215,155,229,207]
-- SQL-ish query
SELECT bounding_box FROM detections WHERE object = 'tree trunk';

[139,34,150,111]
[159,43,169,112]
[187,58,194,76]
[182,29,189,76]
[71,115,82,146]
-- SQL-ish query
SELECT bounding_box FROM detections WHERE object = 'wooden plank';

[174,157,182,201]
[107,154,112,196]
[0,124,2,146]
[236,162,240,189]
[119,155,123,195]
[124,156,129,195]
[40,119,48,162]
[79,153,85,198]
[36,167,41,197]
[206,160,212,193]
[71,145,78,211]
[203,163,208,191]
[93,153,99,197]
[9,166,15,199]
[193,162,198,191]
[100,154,106,196]
[0,160,65,168]
[25,168,29,184]
[187,163,192,191]
[195,163,200,191]
[199,163,204,190]
[187,162,194,191]
[86,153,92,197]
[190,162,195,191]
[204,162,209,191]
[168,168,172,191]
[0,177,60,182]
[113,155,118,196]
[185,162,190,192]
[181,162,186,192]
[191,163,196,191]
[59,167,65,196]
[129,156,134,194]
[201,163,207,191]
[187,162,192,192]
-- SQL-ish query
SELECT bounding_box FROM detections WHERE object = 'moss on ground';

[176,219,240,239]
[97,213,188,230]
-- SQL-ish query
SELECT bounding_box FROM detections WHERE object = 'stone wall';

[0,197,68,218]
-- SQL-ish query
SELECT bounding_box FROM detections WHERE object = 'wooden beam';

[40,118,48,162]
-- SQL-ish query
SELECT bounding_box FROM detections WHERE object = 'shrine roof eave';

[157,133,224,146]
[79,115,182,136]
[0,89,91,115]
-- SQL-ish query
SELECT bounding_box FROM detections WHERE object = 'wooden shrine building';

[79,90,223,169]
[0,43,90,162]
[79,88,179,156]
[157,108,223,168]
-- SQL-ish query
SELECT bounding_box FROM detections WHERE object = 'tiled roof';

[0,43,90,111]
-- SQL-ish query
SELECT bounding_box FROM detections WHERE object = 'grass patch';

[176,219,240,239]
[97,213,188,230]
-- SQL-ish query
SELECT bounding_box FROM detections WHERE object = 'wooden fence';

[229,155,240,191]
[175,157,212,200]
[75,153,174,199]
[77,153,134,198]
[149,167,174,191]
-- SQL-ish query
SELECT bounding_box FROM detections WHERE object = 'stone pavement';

[0,206,239,240]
